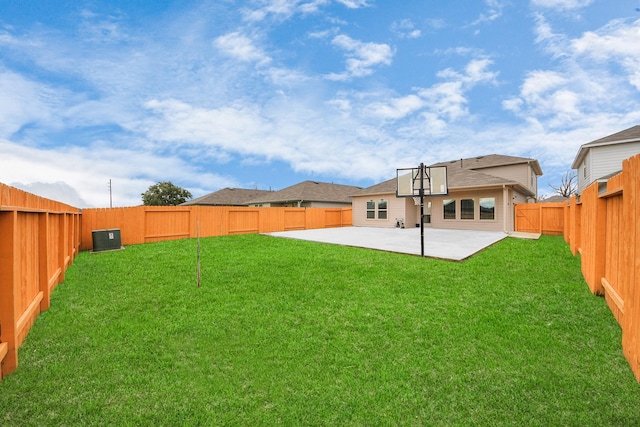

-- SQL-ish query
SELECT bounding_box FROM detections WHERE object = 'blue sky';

[1,0,639,207]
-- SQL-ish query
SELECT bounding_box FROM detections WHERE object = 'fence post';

[568,196,580,255]
[39,213,51,311]
[0,210,19,376]
[621,155,640,380]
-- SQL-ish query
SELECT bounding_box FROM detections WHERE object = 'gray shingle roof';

[432,154,543,175]
[181,188,273,206]
[247,180,362,204]
[353,154,540,197]
[572,125,640,168]
[582,125,640,146]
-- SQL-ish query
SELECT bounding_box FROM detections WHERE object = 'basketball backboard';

[396,165,448,197]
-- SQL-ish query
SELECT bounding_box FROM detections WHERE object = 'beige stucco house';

[351,154,542,232]
[246,180,362,208]
[181,188,273,206]
[184,181,362,208]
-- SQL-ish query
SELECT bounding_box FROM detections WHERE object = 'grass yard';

[1,234,639,426]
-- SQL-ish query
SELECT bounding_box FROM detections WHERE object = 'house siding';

[578,142,640,193]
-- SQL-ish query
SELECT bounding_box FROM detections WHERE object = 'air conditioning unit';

[91,229,123,253]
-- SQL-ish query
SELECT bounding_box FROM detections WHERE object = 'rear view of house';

[351,154,542,232]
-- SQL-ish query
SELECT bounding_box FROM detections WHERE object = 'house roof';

[181,188,273,206]
[431,154,543,176]
[353,154,541,197]
[571,125,640,168]
[541,195,569,203]
[246,180,362,204]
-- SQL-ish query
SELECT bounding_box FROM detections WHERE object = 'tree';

[141,181,193,206]
[549,170,577,198]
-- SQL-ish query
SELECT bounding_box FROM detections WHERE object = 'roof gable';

[572,125,640,168]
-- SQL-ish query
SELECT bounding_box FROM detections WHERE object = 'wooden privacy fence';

[514,202,565,235]
[515,153,640,381]
[0,189,351,381]
[80,205,352,251]
[0,183,81,379]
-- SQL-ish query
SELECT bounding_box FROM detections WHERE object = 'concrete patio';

[266,226,514,261]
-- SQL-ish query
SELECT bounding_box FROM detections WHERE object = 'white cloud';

[335,0,370,8]
[10,181,89,207]
[369,95,424,120]
[242,0,298,21]
[213,32,271,65]
[532,13,570,58]
[391,19,422,39]
[140,96,411,183]
[0,138,236,207]
[242,0,363,21]
[507,17,640,130]
[0,70,60,137]
[520,70,567,100]
[326,34,394,80]
[571,19,640,90]
[530,0,594,11]
[418,81,468,122]
[469,0,504,27]
[360,58,498,124]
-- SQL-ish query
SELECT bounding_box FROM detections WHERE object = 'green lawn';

[1,234,639,426]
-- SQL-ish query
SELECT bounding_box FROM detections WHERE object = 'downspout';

[503,185,509,234]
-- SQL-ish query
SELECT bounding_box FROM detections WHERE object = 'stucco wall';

[478,163,537,194]
[353,186,525,232]
[352,194,406,228]
[427,188,507,232]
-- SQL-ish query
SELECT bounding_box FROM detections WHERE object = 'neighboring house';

[541,195,568,203]
[351,154,543,232]
[571,125,640,194]
[181,188,273,206]
[246,180,362,208]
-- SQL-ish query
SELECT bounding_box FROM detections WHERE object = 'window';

[366,200,375,219]
[378,199,388,219]
[443,199,456,220]
[479,198,495,220]
[461,199,474,220]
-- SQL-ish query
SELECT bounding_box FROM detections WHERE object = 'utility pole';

[108,179,113,208]
[419,163,425,257]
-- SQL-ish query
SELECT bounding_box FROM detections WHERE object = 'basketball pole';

[419,162,425,257]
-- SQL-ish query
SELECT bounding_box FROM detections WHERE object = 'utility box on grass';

[91,229,123,253]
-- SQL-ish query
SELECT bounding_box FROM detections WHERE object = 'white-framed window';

[461,199,474,220]
[479,198,495,220]
[378,199,387,219]
[366,200,375,219]
[443,199,456,220]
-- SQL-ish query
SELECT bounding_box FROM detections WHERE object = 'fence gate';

[515,204,540,233]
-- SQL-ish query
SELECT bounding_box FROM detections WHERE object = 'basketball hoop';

[396,163,449,257]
